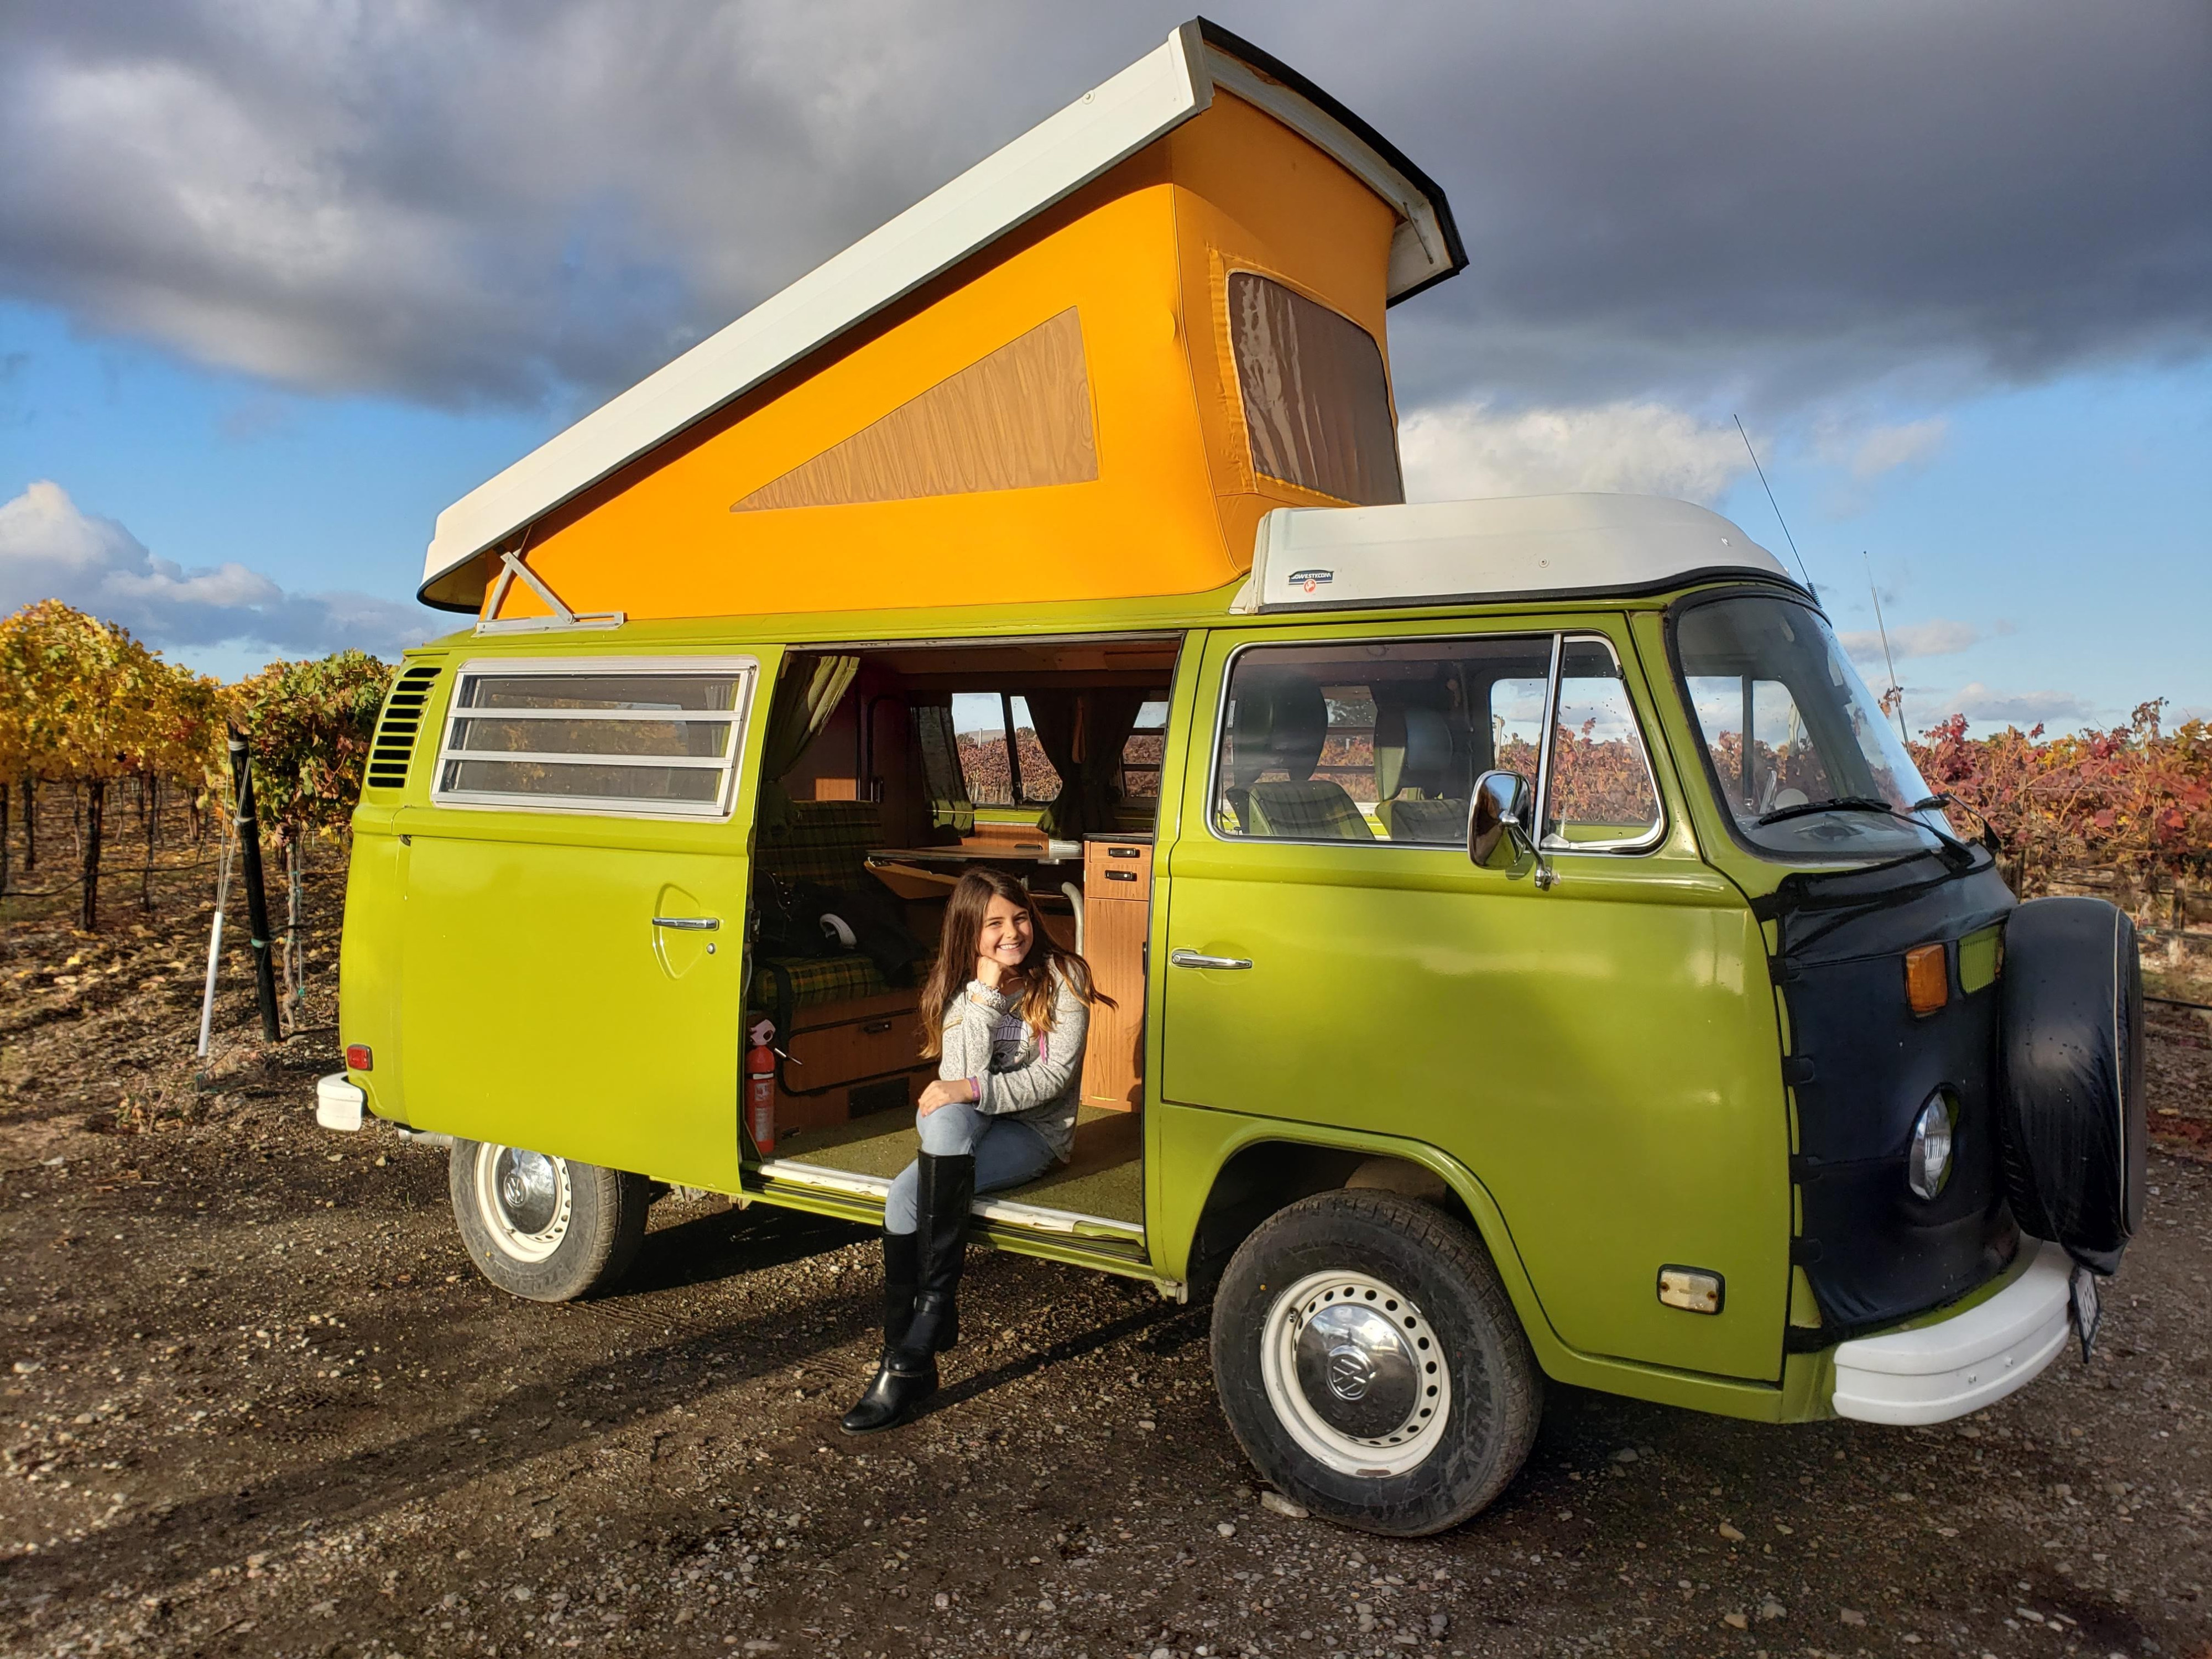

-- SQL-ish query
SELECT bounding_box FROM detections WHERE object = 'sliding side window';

[432,658,757,819]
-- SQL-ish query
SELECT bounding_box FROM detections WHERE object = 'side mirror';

[1469,769,1556,887]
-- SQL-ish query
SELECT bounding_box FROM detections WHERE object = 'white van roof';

[421,19,1464,602]
[1238,495,1799,612]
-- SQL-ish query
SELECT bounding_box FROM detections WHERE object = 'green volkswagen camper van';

[319,21,2143,1535]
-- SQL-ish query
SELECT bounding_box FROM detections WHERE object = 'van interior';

[744,638,1178,1248]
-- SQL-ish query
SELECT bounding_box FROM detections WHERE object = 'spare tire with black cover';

[1997,896,2145,1275]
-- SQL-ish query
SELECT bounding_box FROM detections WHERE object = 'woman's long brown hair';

[916,866,1113,1058]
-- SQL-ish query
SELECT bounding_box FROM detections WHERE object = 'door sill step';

[755,1157,1146,1244]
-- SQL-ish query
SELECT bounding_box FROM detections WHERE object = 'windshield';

[1673,592,1948,860]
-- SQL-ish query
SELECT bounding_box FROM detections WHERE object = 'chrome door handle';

[651,916,719,931]
[1168,949,1251,971]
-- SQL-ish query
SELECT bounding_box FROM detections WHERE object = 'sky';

[2,0,2207,729]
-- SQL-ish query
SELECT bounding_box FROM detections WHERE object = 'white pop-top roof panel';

[1242,494,1798,612]
[420,20,1465,602]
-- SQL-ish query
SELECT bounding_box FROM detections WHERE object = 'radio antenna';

[1733,414,1814,594]
[1864,550,1910,743]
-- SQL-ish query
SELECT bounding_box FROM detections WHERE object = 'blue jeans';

[883,1101,1055,1235]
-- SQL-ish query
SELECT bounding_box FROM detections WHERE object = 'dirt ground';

[3,808,2210,1659]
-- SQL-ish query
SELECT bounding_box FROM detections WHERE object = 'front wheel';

[1211,1190,1541,1536]
[448,1140,650,1301]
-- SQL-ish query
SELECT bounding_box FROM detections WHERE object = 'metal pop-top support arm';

[476,547,625,635]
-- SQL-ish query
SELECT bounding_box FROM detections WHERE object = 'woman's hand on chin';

[917,1078,974,1115]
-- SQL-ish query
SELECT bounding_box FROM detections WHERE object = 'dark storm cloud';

[1,0,2204,415]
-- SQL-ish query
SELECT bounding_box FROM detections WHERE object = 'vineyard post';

[227,729,282,1042]
[141,774,159,914]
[79,778,104,931]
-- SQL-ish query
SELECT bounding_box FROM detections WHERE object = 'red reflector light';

[345,1044,373,1072]
[1903,945,1948,1017]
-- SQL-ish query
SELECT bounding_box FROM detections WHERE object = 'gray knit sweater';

[937,969,1089,1164]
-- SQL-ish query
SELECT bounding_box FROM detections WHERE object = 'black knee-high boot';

[880,1229,919,1350]
[903,1150,975,1357]
[841,1154,974,1434]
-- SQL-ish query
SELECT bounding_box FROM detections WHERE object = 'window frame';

[1537,633,1670,855]
[429,655,759,822]
[1663,585,1948,866]
[1203,628,1667,857]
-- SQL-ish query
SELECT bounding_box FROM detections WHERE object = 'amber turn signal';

[1903,944,1949,1017]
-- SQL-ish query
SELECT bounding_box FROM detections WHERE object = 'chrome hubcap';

[1260,1269,1451,1478]
[474,1144,572,1262]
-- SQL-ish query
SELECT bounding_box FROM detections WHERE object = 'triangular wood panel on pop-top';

[731,309,1097,512]
[425,20,1465,624]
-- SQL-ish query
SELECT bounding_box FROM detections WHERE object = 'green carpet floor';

[770,1106,1143,1225]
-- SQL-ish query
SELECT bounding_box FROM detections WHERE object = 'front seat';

[1237,674,1374,841]
[1376,706,1468,844]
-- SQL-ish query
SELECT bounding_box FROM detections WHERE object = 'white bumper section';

[315,1073,366,1133]
[1830,1239,2074,1425]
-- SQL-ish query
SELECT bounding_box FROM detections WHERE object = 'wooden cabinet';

[774,988,933,1133]
[1079,836,1151,1111]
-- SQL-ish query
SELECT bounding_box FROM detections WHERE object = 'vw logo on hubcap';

[1326,1343,1376,1401]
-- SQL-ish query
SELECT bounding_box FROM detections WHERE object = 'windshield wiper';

[1755,793,1984,871]
[1755,795,1895,827]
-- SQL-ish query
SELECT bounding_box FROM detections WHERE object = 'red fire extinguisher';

[746,1019,778,1156]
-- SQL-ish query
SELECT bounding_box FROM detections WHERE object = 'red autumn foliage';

[1910,701,2212,890]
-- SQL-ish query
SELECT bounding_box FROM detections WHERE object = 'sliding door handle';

[1168,948,1251,971]
[651,916,720,931]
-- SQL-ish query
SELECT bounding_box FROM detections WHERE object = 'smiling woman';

[841,865,1113,1434]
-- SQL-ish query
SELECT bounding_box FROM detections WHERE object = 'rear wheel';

[1211,1190,1541,1536]
[448,1140,650,1301]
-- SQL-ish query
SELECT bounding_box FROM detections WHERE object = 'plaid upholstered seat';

[1246,780,1376,841]
[752,952,898,1011]
[1377,795,1468,844]
[754,799,884,890]
[750,800,924,1013]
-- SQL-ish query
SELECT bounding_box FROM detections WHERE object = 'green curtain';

[755,654,860,833]
[1036,689,1149,839]
[909,695,973,833]
[1025,691,1083,833]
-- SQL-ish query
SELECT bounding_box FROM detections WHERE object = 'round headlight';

[1908,1092,1956,1200]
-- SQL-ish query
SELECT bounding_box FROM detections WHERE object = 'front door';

[396,651,773,1191]
[1158,621,1788,1381]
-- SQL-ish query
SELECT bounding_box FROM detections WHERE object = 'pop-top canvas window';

[1228,272,1403,507]
[432,659,755,818]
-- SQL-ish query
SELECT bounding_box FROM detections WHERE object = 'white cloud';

[1836,617,1982,664]
[1918,682,2093,729]
[6,3,2201,413]
[1399,399,1751,505]
[1817,416,1950,481]
[0,480,423,658]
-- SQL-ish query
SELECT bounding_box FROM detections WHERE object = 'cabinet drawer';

[1084,838,1151,898]
[786,1008,923,1091]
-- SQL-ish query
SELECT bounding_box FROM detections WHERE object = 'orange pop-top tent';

[420,20,1465,626]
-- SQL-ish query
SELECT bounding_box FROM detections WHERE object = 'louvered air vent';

[364,665,442,792]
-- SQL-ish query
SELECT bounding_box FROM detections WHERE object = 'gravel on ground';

[3,822,2208,1658]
